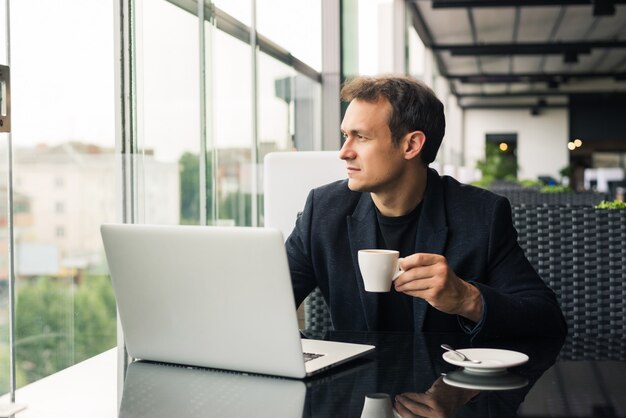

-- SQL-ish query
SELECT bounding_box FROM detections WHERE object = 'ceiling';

[410,0,626,109]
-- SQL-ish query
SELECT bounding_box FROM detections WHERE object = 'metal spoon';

[441,344,482,364]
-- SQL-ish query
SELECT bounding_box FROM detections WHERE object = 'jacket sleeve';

[471,197,568,339]
[284,189,318,308]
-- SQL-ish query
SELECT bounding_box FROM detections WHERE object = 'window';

[1,0,323,395]
[2,0,117,391]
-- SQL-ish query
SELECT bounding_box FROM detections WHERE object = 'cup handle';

[392,258,403,281]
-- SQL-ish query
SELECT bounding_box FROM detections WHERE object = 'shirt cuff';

[457,287,486,335]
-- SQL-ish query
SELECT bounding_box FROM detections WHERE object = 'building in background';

[1,142,179,280]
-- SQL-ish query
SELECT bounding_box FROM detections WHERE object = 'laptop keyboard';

[303,352,325,362]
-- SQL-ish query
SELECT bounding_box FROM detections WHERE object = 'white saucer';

[442,348,529,374]
[443,369,529,391]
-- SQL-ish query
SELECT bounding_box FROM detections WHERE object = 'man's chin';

[347,179,367,192]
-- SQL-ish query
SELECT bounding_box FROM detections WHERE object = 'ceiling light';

[568,142,576,151]
[574,139,583,147]
[499,143,508,152]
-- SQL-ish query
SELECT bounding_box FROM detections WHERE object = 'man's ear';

[403,131,426,161]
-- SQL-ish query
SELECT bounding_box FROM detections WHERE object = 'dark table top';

[118,331,626,417]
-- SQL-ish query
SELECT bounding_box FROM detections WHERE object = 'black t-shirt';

[376,203,464,333]
[375,204,421,331]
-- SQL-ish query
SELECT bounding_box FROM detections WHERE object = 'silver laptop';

[101,224,374,378]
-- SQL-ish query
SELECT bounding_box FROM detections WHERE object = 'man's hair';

[340,75,445,165]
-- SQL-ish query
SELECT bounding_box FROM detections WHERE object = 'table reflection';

[304,332,564,417]
[118,332,564,418]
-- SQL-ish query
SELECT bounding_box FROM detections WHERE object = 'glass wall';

[212,23,253,226]
[137,0,199,226]
[0,12,8,398]
[0,0,10,395]
[257,0,322,71]
[1,0,117,390]
[0,0,323,394]
[135,0,322,227]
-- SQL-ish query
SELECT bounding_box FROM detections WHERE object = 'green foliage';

[218,192,263,226]
[476,142,518,184]
[179,152,214,225]
[519,179,543,188]
[595,200,626,209]
[559,165,571,178]
[470,178,495,189]
[179,151,259,226]
[0,341,27,392]
[539,185,572,193]
[10,275,116,387]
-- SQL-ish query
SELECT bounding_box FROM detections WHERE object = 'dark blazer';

[286,169,567,338]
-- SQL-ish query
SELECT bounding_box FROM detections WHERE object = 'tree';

[10,275,116,386]
[179,152,214,224]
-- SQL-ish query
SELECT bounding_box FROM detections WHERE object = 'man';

[286,75,566,338]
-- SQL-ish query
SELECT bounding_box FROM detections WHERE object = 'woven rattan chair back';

[512,204,626,355]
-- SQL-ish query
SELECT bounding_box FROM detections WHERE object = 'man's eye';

[341,132,348,139]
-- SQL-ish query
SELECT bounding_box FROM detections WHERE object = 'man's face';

[339,98,406,193]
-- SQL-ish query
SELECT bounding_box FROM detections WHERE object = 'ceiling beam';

[448,72,626,82]
[460,103,567,109]
[456,90,626,97]
[408,2,435,48]
[432,41,626,55]
[407,1,452,79]
[430,0,626,8]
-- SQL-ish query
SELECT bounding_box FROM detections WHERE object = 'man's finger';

[401,253,441,269]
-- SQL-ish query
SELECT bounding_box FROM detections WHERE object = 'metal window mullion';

[114,0,137,407]
[198,0,207,225]
[166,1,322,83]
[199,1,217,225]
[250,0,259,227]
[3,0,18,405]
[120,0,138,226]
[321,0,341,150]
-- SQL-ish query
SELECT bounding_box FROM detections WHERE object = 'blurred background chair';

[264,151,345,333]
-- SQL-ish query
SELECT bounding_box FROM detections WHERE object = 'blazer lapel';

[412,169,449,330]
[347,193,380,330]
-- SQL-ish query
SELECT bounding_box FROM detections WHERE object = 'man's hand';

[394,253,483,323]
[394,377,480,418]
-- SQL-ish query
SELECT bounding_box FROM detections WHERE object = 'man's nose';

[339,138,354,160]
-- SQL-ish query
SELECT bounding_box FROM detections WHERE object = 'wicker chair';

[512,204,626,354]
[303,287,333,333]
[493,189,609,205]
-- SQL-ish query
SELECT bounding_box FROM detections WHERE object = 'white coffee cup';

[360,393,396,418]
[358,249,403,292]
